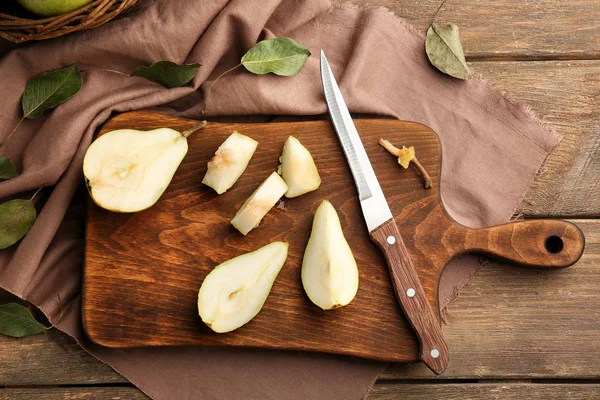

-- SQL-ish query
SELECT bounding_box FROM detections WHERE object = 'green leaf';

[22,65,83,119]
[0,157,18,179]
[131,61,200,88]
[0,303,48,338]
[241,37,311,76]
[0,199,36,249]
[425,24,469,80]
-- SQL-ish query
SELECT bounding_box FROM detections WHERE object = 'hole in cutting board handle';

[545,235,564,254]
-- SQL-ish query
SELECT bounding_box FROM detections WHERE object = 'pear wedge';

[231,172,288,235]
[202,132,258,194]
[83,125,203,213]
[302,200,359,310]
[198,241,289,333]
[278,136,321,198]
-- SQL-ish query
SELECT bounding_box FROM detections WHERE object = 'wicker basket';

[0,0,138,43]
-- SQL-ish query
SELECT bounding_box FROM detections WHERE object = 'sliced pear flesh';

[231,172,288,235]
[83,127,194,213]
[279,136,321,198]
[202,132,258,194]
[302,200,359,310]
[198,241,289,333]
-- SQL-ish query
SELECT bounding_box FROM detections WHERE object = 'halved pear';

[231,172,288,235]
[302,200,359,310]
[198,241,289,333]
[278,136,321,198]
[83,125,203,213]
[202,132,258,194]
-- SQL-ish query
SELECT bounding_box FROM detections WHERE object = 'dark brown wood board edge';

[81,112,438,360]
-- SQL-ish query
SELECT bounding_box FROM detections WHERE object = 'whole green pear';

[17,0,94,17]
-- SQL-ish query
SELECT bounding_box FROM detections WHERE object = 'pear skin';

[198,242,289,333]
[279,136,321,198]
[202,132,258,194]
[231,172,288,235]
[301,200,359,310]
[83,127,194,213]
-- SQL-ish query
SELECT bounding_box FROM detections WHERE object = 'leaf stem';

[30,186,43,202]
[432,0,449,25]
[81,68,129,76]
[379,139,432,189]
[0,117,25,148]
[201,63,243,114]
[182,121,207,138]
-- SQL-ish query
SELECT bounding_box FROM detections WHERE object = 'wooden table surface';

[0,1,598,399]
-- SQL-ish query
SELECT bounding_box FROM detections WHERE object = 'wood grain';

[83,111,582,363]
[369,383,600,399]
[371,218,449,374]
[0,387,149,400]
[385,219,600,380]
[468,60,600,217]
[347,0,600,60]
[2,383,600,400]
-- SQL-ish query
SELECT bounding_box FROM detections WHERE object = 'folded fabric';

[0,0,559,399]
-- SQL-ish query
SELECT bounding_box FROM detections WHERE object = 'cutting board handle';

[460,219,585,269]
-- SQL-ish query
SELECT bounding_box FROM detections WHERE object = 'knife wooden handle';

[370,218,448,375]
[462,219,585,268]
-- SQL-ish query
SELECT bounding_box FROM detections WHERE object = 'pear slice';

[198,241,289,333]
[83,125,203,213]
[202,132,258,194]
[302,200,359,310]
[278,136,321,198]
[231,172,288,235]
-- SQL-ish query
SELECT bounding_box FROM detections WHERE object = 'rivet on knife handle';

[370,218,449,374]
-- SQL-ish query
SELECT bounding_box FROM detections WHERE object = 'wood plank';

[0,290,125,385]
[368,383,600,399]
[0,387,148,400]
[0,328,126,385]
[350,0,600,60]
[468,60,600,217]
[0,220,597,385]
[2,383,600,399]
[384,219,600,379]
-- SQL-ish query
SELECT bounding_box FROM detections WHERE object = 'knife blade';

[320,50,449,374]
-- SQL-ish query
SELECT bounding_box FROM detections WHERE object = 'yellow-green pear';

[83,125,203,213]
[198,241,289,333]
[18,0,94,17]
[202,132,258,194]
[302,200,359,310]
[231,172,288,235]
[278,136,321,198]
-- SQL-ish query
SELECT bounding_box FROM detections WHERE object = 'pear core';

[198,241,289,333]
[202,132,258,194]
[83,128,188,213]
[231,172,288,235]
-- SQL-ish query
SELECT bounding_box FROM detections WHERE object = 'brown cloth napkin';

[0,0,559,399]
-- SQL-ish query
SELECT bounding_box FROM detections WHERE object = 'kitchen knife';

[320,50,449,374]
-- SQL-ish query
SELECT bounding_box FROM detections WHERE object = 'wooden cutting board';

[83,111,584,363]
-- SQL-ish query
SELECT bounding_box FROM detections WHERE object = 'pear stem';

[182,121,207,138]
[379,138,432,189]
